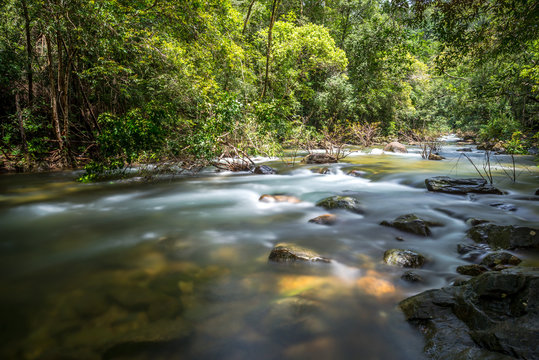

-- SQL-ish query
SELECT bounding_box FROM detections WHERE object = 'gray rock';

[480,252,522,268]
[456,264,489,276]
[456,148,473,152]
[457,243,490,261]
[380,214,442,237]
[384,142,408,153]
[253,165,277,174]
[316,195,363,214]
[303,153,338,164]
[399,268,539,360]
[467,223,539,250]
[384,249,425,268]
[268,243,330,263]
[425,176,503,195]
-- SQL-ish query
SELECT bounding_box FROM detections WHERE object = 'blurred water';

[0,142,538,360]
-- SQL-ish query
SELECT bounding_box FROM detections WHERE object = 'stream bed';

[1,140,538,360]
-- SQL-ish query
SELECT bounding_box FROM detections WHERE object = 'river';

[1,139,538,359]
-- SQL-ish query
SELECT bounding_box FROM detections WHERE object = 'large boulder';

[425,176,503,195]
[383,142,408,153]
[380,214,442,237]
[268,243,330,263]
[467,223,538,250]
[316,195,363,214]
[303,153,338,164]
[383,249,425,268]
[399,268,539,360]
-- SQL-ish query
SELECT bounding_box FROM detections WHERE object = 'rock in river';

[316,195,363,214]
[384,249,425,268]
[259,194,301,203]
[380,214,442,237]
[269,243,330,263]
[425,176,503,195]
[480,251,522,268]
[303,153,338,164]
[467,223,538,250]
[383,142,408,153]
[456,264,489,277]
[253,165,277,174]
[308,214,337,226]
[399,267,539,360]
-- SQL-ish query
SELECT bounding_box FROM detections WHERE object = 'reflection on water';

[0,143,538,359]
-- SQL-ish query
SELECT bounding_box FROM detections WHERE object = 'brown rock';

[259,194,301,203]
[384,142,408,153]
[308,214,337,226]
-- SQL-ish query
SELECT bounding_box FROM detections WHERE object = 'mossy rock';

[269,243,330,263]
[384,249,425,268]
[467,223,538,250]
[316,195,363,214]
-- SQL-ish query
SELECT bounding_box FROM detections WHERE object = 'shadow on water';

[0,142,537,359]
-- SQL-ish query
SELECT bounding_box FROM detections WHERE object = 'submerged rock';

[303,153,338,164]
[347,169,367,177]
[269,243,330,263]
[489,203,517,212]
[456,147,473,152]
[383,142,408,153]
[316,167,331,174]
[480,251,522,268]
[380,214,442,237]
[427,153,444,161]
[259,194,301,203]
[456,264,489,276]
[467,223,539,250]
[457,243,490,261]
[308,214,337,226]
[316,195,363,214]
[399,268,539,360]
[383,249,425,268]
[535,189,539,196]
[401,271,424,283]
[253,165,277,175]
[425,176,503,195]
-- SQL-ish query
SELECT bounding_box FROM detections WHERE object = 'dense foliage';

[1,0,537,175]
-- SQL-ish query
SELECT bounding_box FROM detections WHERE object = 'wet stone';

[425,176,503,195]
[303,153,338,164]
[428,153,444,161]
[308,214,337,226]
[380,214,442,237]
[465,218,490,227]
[456,148,473,152]
[467,223,539,250]
[457,243,490,262]
[456,264,489,277]
[269,243,331,263]
[401,271,423,283]
[259,194,301,203]
[383,142,408,153]
[399,268,539,360]
[253,165,277,175]
[480,251,522,268]
[383,249,425,268]
[489,203,517,212]
[316,195,363,214]
[316,167,331,174]
[347,169,367,177]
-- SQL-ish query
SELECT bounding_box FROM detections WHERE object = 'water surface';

[1,141,538,359]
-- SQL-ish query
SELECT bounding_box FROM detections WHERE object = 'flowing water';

[1,139,538,360]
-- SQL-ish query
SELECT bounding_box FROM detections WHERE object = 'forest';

[1,0,538,177]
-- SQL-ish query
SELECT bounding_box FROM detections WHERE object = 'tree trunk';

[21,0,33,105]
[261,0,281,99]
[45,34,64,154]
[15,93,30,166]
[242,0,256,34]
